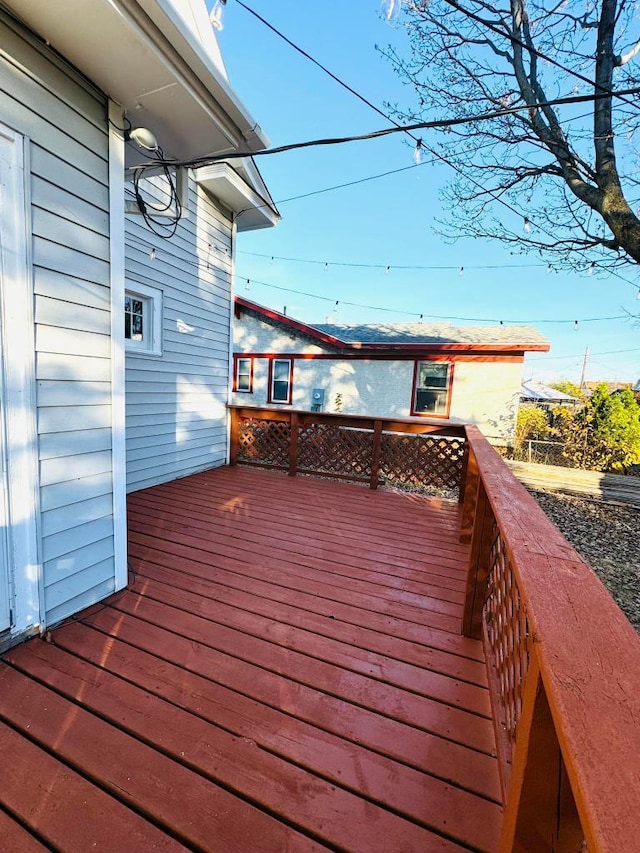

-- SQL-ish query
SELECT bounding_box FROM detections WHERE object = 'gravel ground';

[530,490,640,632]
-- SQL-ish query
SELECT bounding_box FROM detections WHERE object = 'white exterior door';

[0,121,41,642]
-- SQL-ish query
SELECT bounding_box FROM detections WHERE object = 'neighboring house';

[520,380,578,409]
[0,0,277,650]
[232,297,550,444]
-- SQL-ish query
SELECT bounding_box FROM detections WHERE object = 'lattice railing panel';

[483,521,530,761]
[379,433,465,493]
[297,424,372,479]
[237,417,290,469]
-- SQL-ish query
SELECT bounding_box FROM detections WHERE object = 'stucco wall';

[232,311,524,444]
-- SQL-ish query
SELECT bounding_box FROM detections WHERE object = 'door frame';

[0,120,42,645]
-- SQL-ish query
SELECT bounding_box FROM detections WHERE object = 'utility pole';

[578,346,589,392]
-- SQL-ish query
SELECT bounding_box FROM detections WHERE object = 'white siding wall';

[233,312,523,444]
[0,11,116,625]
[124,178,233,491]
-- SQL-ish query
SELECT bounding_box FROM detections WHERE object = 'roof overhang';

[235,298,347,346]
[235,298,551,354]
[197,163,279,232]
[4,0,269,161]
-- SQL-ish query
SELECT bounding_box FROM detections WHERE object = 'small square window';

[235,357,253,393]
[125,283,162,356]
[412,362,452,417]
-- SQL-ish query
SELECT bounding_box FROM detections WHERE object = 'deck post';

[370,420,383,489]
[459,445,480,543]
[500,654,583,852]
[289,412,299,477]
[229,407,239,466]
[462,481,493,640]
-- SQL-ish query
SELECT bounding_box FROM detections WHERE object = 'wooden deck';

[0,466,502,852]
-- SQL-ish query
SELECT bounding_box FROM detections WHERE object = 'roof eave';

[5,0,269,161]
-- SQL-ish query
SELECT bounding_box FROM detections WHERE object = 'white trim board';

[0,121,42,638]
[109,101,128,593]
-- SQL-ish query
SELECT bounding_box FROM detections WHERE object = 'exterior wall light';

[125,127,159,152]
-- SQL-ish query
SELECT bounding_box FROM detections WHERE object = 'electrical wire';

[131,85,640,173]
[227,2,638,282]
[130,146,182,239]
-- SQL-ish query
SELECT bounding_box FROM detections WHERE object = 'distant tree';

[550,380,584,399]
[515,404,551,451]
[381,0,640,274]
[556,384,640,469]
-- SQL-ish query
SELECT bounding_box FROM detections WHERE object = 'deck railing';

[229,407,640,850]
[228,405,467,495]
[462,425,640,852]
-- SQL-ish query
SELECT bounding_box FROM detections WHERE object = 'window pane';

[273,360,290,381]
[132,299,144,315]
[273,380,289,402]
[418,363,449,389]
[415,389,448,414]
[125,296,132,311]
[124,313,131,339]
[132,313,143,340]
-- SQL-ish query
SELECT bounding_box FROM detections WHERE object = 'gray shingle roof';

[312,321,549,347]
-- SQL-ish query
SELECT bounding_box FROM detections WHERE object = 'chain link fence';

[511,440,568,466]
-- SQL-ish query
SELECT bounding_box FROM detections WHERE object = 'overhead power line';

[133,86,640,172]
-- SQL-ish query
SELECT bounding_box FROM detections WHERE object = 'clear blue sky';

[215,0,639,385]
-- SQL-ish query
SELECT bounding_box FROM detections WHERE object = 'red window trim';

[233,355,254,393]
[410,360,454,419]
[267,357,294,405]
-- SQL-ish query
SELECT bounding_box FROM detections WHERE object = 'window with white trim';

[124,283,162,356]
[413,362,451,416]
[235,357,253,393]
[269,358,293,404]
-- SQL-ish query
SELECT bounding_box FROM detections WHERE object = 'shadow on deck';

[0,465,502,852]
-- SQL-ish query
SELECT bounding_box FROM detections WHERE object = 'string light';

[210,0,226,31]
[459,266,464,276]
[333,300,339,313]
[413,139,423,165]
[523,217,532,233]
[149,247,156,261]
[587,261,595,275]
[125,233,633,326]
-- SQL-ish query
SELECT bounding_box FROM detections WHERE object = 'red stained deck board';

[130,492,466,599]
[0,807,49,852]
[0,720,189,852]
[128,494,469,580]
[130,559,488,686]
[155,484,466,556]
[78,603,500,795]
[51,619,502,804]
[104,590,496,753]
[128,511,464,618]
[130,484,469,563]
[7,640,498,852]
[1,466,502,852]
[0,664,332,853]
[127,572,491,716]
[127,527,462,634]
[127,540,484,662]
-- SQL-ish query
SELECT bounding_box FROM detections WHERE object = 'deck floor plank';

[0,466,502,852]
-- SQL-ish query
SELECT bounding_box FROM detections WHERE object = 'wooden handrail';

[462,425,640,851]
